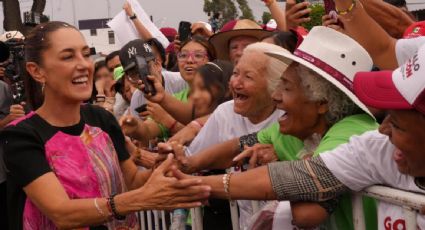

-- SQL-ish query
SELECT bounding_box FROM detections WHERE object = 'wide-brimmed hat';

[209,19,272,61]
[354,43,425,115]
[266,26,374,117]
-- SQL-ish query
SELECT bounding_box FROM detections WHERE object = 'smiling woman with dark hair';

[0,21,210,230]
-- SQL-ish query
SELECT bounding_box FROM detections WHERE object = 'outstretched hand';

[138,154,210,210]
[233,144,278,169]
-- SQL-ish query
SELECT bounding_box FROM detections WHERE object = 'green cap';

[113,66,124,81]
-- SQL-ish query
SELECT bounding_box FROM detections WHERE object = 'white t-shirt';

[321,130,425,230]
[129,70,187,117]
[186,100,284,156]
[186,100,284,229]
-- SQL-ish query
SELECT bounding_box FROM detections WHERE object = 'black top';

[0,104,129,230]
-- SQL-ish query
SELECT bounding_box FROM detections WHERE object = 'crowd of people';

[0,0,425,229]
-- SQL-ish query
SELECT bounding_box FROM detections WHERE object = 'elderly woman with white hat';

[168,26,379,229]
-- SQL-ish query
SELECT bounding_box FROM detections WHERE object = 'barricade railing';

[352,185,425,230]
[139,185,425,230]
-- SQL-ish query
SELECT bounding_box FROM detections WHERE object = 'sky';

[0,0,285,34]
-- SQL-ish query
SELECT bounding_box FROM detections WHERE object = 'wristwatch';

[129,13,137,20]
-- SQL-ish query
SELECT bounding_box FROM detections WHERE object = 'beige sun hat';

[209,19,272,61]
[266,26,374,118]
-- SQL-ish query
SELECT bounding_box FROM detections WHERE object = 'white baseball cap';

[354,43,425,115]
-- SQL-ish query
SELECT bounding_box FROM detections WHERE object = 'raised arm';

[327,0,398,70]
[264,0,287,31]
[360,0,414,39]
[123,1,154,41]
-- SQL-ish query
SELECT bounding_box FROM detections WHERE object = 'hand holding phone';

[178,21,192,43]
[135,56,156,96]
[135,104,148,113]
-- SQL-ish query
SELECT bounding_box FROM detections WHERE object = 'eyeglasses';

[177,51,207,62]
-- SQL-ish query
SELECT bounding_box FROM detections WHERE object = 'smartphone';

[135,56,156,96]
[295,0,310,18]
[135,104,148,113]
[323,0,336,14]
[178,21,192,42]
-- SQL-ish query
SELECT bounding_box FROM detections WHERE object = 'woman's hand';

[156,142,194,173]
[322,13,344,32]
[140,101,175,127]
[138,75,166,104]
[173,35,181,54]
[168,122,200,145]
[119,115,141,138]
[191,22,213,38]
[135,154,210,210]
[123,1,134,17]
[95,78,106,95]
[233,144,278,169]
[285,0,311,30]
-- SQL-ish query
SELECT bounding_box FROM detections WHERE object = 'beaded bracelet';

[107,194,126,220]
[222,172,233,201]
[335,0,356,15]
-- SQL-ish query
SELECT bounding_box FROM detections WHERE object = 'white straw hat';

[266,26,374,117]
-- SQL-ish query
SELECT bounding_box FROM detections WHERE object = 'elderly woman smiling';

[167,27,379,229]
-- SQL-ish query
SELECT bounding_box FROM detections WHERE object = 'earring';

[41,82,45,94]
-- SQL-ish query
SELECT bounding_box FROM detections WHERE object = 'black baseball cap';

[119,39,156,72]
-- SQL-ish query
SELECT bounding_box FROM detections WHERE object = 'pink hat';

[354,44,425,115]
[403,21,425,39]
[160,27,177,42]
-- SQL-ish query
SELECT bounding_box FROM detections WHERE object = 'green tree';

[203,0,255,28]
[302,3,325,31]
[236,0,254,20]
[204,0,237,28]
[262,12,272,25]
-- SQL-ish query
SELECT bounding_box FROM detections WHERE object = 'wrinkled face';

[106,55,121,72]
[272,64,327,140]
[177,41,209,83]
[94,66,113,82]
[36,28,94,103]
[192,73,214,116]
[228,36,258,65]
[230,51,273,119]
[379,110,425,177]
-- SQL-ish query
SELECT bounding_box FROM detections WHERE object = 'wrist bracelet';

[222,172,233,201]
[107,194,126,220]
[94,198,111,219]
[96,95,106,103]
[336,0,356,15]
[129,13,137,20]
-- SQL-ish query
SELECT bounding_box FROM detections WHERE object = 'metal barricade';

[352,185,425,230]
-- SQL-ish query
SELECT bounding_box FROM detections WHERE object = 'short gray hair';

[243,42,289,94]
[296,64,362,126]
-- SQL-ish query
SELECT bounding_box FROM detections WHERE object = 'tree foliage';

[203,0,255,29]
[302,3,325,31]
[262,12,272,25]
[236,0,254,20]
